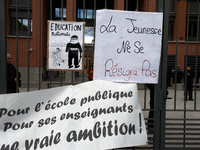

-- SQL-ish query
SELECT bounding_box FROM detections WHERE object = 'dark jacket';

[7,64,21,93]
[185,69,194,87]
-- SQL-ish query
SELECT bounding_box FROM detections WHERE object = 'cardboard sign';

[94,9,163,83]
[0,80,147,150]
[47,21,85,71]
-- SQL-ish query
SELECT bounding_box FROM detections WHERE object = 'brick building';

[5,0,200,83]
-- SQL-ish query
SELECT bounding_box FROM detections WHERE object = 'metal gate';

[0,0,200,150]
[140,0,200,150]
[160,0,200,149]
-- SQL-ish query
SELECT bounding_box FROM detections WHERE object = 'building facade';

[5,0,200,83]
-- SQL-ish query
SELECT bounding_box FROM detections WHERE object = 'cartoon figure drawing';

[51,47,64,66]
[66,35,82,68]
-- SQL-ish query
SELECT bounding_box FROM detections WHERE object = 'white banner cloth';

[0,80,147,150]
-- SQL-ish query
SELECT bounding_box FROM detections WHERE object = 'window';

[168,13,175,41]
[186,15,200,41]
[76,0,114,21]
[55,8,66,18]
[10,18,32,36]
[77,9,95,20]
[9,0,32,36]
[169,0,175,12]
[124,0,137,11]
[186,1,200,41]
[52,0,66,20]
[168,0,175,41]
[85,27,94,44]
[168,55,176,69]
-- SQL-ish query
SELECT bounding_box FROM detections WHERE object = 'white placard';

[47,21,85,70]
[94,9,163,83]
[0,80,147,150]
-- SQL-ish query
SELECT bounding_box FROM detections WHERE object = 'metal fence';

[0,0,200,150]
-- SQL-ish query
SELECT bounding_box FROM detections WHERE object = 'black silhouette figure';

[66,35,82,68]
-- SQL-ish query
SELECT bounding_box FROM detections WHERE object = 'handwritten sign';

[94,9,163,83]
[47,21,85,71]
[0,80,147,150]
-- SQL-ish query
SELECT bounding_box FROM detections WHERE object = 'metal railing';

[1,0,200,150]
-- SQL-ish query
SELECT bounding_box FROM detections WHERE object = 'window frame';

[9,0,32,36]
[186,14,200,41]
[186,1,200,41]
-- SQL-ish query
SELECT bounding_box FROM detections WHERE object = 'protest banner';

[94,9,163,83]
[0,80,147,150]
[47,20,85,71]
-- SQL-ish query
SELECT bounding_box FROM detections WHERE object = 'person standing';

[167,66,172,86]
[146,82,169,133]
[146,84,155,133]
[87,65,93,81]
[185,66,194,101]
[7,53,21,93]
[177,67,183,83]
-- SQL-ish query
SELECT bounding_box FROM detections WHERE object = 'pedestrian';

[184,66,194,101]
[146,82,169,134]
[196,69,200,86]
[87,65,93,81]
[7,53,21,93]
[146,84,154,133]
[167,66,172,86]
[172,66,183,83]
[176,67,183,83]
